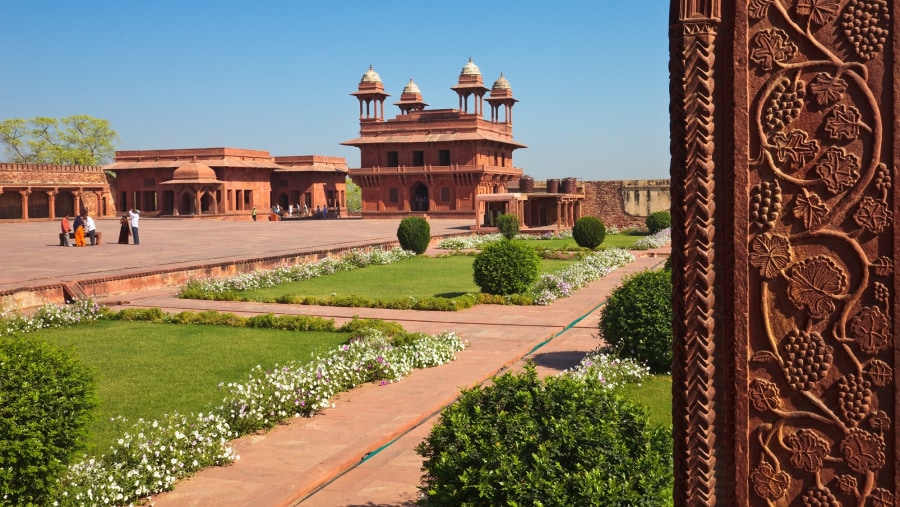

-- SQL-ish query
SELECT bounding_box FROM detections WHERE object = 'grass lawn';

[516,233,642,250]
[620,374,673,428]
[243,255,576,301]
[34,321,349,453]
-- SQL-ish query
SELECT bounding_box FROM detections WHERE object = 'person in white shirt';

[129,209,140,245]
[84,214,97,246]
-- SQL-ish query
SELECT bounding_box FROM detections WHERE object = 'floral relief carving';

[808,72,847,105]
[823,104,861,141]
[853,196,892,233]
[815,147,859,194]
[839,427,885,473]
[791,188,828,228]
[785,429,830,472]
[849,306,890,354]
[750,233,792,279]
[739,1,894,504]
[769,130,819,171]
[750,461,790,500]
[787,256,847,318]
[750,29,798,70]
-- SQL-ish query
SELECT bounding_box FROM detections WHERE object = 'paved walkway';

[0,219,668,506]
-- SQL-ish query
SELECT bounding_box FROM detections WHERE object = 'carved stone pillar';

[47,190,56,219]
[19,190,30,220]
[671,0,898,505]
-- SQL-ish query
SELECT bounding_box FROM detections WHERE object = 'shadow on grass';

[529,350,589,372]
[432,291,468,298]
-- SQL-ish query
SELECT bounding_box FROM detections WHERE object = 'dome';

[402,78,421,95]
[360,65,382,84]
[491,73,511,91]
[171,162,218,182]
[460,57,481,77]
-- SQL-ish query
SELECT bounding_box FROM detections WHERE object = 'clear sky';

[1,1,671,181]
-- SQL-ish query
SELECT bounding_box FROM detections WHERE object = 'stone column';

[671,1,898,505]
[19,190,30,220]
[47,190,56,219]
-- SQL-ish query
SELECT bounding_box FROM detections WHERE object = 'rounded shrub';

[472,240,540,295]
[0,336,97,504]
[417,365,674,506]
[646,210,672,234]
[495,213,520,240]
[396,216,431,254]
[599,269,673,373]
[572,216,606,249]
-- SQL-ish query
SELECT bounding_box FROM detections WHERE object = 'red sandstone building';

[0,163,114,220]
[106,148,347,218]
[343,59,584,229]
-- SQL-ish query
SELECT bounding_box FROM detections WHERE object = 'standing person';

[118,214,131,244]
[315,205,321,218]
[129,208,140,245]
[302,203,308,217]
[73,214,86,247]
[59,216,71,246]
[85,213,97,246]
[252,207,257,221]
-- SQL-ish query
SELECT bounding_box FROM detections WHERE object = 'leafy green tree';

[0,115,120,165]
[345,177,362,213]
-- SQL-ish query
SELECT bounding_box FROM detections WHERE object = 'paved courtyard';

[0,217,669,506]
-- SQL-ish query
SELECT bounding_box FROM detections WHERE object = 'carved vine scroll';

[671,1,896,505]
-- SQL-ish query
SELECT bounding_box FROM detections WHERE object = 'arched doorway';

[200,193,214,214]
[55,191,76,218]
[411,183,429,211]
[180,192,194,215]
[0,193,21,219]
[29,192,50,219]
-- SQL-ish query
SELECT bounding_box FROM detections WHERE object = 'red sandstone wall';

[0,163,114,219]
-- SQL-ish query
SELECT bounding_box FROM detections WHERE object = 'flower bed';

[527,248,635,305]
[564,348,650,390]
[632,227,671,250]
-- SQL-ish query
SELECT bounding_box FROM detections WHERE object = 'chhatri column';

[671,0,899,505]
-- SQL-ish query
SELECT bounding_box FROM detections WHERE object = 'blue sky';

[1,1,670,181]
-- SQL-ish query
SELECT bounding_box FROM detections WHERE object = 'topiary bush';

[645,210,672,234]
[0,336,97,504]
[495,213,520,240]
[417,365,674,506]
[572,216,606,249]
[472,240,540,295]
[396,216,431,254]
[599,268,673,373]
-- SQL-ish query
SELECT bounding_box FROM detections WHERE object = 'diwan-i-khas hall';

[343,59,583,229]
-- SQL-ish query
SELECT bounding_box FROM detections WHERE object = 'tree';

[0,115,120,165]
[345,177,361,213]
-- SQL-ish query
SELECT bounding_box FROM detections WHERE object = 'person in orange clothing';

[59,216,72,246]
[73,214,86,247]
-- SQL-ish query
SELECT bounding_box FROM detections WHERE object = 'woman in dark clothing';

[118,214,131,244]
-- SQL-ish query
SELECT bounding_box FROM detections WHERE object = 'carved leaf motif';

[853,196,893,233]
[786,429,830,472]
[872,256,893,276]
[809,72,848,105]
[871,488,895,507]
[770,130,818,171]
[869,410,891,433]
[796,0,841,25]
[749,0,774,19]
[750,461,790,500]
[840,427,885,473]
[836,474,858,495]
[849,306,890,354]
[751,350,779,363]
[788,256,847,318]
[824,104,861,140]
[749,378,781,411]
[750,29,798,71]
[792,188,829,228]
[815,147,860,194]
[864,359,893,387]
[750,234,792,279]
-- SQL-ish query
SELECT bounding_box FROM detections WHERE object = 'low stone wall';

[581,180,670,229]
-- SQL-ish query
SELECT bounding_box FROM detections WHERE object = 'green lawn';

[243,255,575,301]
[516,233,642,250]
[620,374,673,428]
[35,321,349,453]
